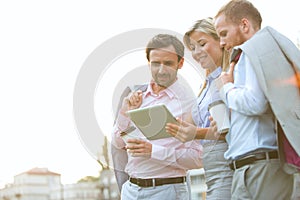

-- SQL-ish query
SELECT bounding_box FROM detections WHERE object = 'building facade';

[0,167,61,200]
[0,168,119,200]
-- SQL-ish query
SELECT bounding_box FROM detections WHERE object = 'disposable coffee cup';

[208,100,230,134]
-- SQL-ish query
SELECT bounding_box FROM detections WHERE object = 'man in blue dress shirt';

[213,0,294,199]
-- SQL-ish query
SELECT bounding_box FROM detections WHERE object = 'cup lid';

[208,100,224,111]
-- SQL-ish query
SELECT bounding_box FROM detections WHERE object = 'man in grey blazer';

[213,0,297,199]
[236,26,300,168]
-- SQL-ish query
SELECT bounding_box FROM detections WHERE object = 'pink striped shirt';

[112,79,203,178]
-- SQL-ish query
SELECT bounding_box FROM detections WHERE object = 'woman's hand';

[165,118,197,143]
[208,116,226,140]
[165,116,226,142]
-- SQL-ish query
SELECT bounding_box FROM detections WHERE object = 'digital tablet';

[126,104,178,140]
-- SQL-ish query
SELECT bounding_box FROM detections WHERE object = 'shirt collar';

[206,67,222,82]
[144,80,178,99]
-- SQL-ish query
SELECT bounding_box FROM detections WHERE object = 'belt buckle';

[152,179,156,187]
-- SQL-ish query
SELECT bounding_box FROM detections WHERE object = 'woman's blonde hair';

[183,17,230,96]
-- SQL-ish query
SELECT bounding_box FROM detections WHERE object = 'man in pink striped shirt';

[112,34,203,200]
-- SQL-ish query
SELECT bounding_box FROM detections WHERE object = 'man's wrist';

[119,107,128,116]
[116,111,131,131]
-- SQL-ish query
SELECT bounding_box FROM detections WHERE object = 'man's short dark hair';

[146,34,184,62]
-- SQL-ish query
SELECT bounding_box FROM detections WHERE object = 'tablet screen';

[126,104,178,140]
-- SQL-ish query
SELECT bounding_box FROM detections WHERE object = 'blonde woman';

[166,17,233,199]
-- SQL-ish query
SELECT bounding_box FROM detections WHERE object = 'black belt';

[229,151,278,170]
[129,176,186,187]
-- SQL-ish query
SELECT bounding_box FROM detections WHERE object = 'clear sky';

[0,0,299,188]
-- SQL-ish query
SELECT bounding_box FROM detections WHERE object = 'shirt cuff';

[116,112,132,131]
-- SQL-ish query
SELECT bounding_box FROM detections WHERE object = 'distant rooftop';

[16,167,60,176]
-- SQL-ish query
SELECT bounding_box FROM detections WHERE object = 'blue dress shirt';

[219,52,277,160]
[192,67,223,145]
